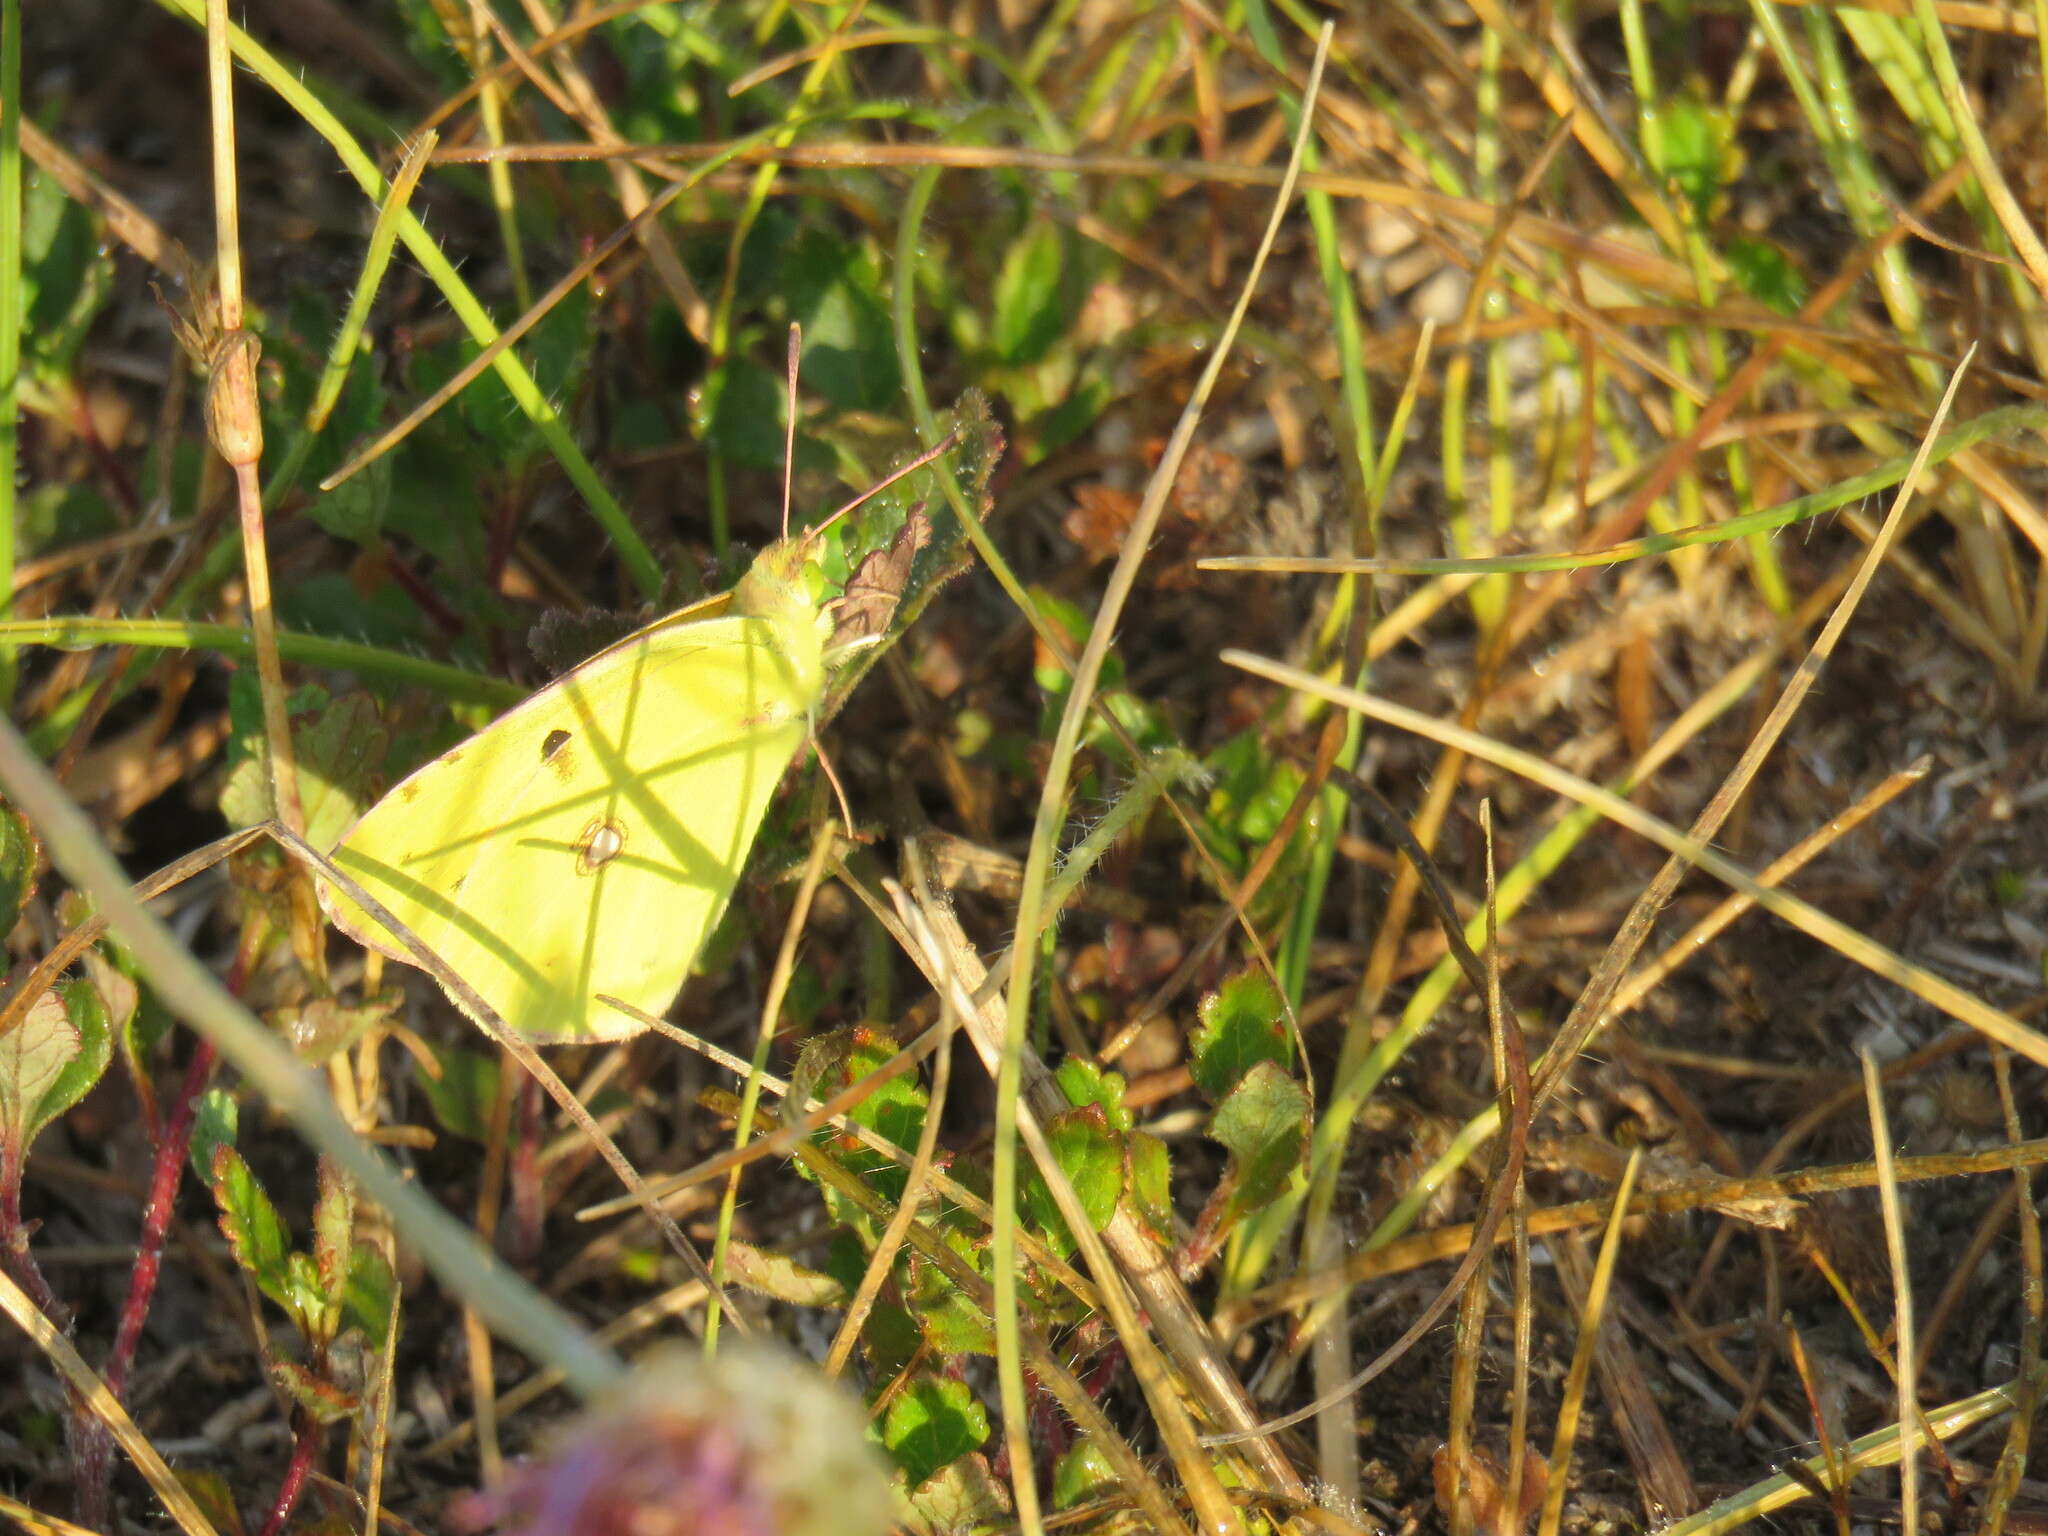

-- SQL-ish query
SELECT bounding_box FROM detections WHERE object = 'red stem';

[103,1037,217,1400]
[255,1413,324,1536]
[76,1037,217,1528]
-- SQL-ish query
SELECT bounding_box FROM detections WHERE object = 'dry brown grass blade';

[1220,1137,2048,1335]
[1537,1150,1645,1536]
[0,1263,220,1536]
[1549,1234,1698,1523]
[1977,1048,2045,1536]
[1864,1053,1922,1536]
[1784,1322,1854,1536]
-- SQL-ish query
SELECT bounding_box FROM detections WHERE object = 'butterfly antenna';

[807,426,966,543]
[781,322,801,540]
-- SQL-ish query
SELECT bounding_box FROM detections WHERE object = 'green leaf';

[1189,969,1291,1101]
[1209,1060,1310,1230]
[1122,1130,1174,1247]
[210,1145,296,1318]
[302,452,392,545]
[1726,234,1808,316]
[189,1088,239,1186]
[32,979,112,1147]
[1021,1105,1123,1261]
[784,228,900,411]
[907,1236,996,1357]
[0,799,37,934]
[415,1042,501,1143]
[0,990,78,1154]
[344,1241,397,1342]
[992,220,1068,366]
[1052,1438,1120,1509]
[1054,1057,1132,1132]
[1648,93,1738,219]
[174,1469,249,1536]
[883,1374,989,1489]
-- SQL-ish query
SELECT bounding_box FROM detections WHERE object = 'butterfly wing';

[323,608,822,1043]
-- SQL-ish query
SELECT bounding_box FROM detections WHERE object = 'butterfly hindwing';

[325,607,821,1043]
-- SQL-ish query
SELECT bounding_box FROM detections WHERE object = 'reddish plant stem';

[74,1034,218,1529]
[103,1036,217,1400]
[0,1134,68,1325]
[256,1413,323,1536]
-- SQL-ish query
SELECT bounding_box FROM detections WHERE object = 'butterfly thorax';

[731,535,830,697]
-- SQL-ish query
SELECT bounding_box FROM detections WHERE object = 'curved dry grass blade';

[0,1262,219,1536]
[1863,1053,1921,1536]
[1978,1047,2044,1536]
[1662,1379,2023,1536]
[1221,650,2048,1071]
[1536,1150,1645,1536]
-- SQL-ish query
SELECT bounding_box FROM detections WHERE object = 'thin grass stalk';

[1863,1053,1920,1536]
[707,822,836,1350]
[468,8,533,312]
[0,0,18,641]
[984,35,1330,1527]
[1444,804,1507,1536]
[1978,1047,2044,1536]
[821,894,955,1379]
[150,0,661,597]
[1782,1322,1854,1536]
[263,130,436,508]
[1537,1150,1645,1536]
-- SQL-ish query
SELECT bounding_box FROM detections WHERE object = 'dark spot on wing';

[542,728,575,780]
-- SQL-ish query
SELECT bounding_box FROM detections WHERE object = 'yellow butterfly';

[319,535,833,1046]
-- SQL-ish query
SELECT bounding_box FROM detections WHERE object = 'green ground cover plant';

[4,3,2048,1536]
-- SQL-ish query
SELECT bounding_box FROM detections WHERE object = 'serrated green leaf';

[907,1239,996,1357]
[189,1088,239,1185]
[1054,1057,1132,1132]
[210,1145,295,1315]
[1122,1130,1174,1246]
[1209,1060,1309,1229]
[883,1375,988,1489]
[1189,969,1290,1101]
[0,990,78,1152]
[1052,1438,1120,1509]
[1021,1106,1123,1261]
[27,978,112,1148]
[0,800,37,934]
[903,1451,1011,1531]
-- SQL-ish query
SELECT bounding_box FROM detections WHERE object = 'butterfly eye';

[575,818,627,875]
